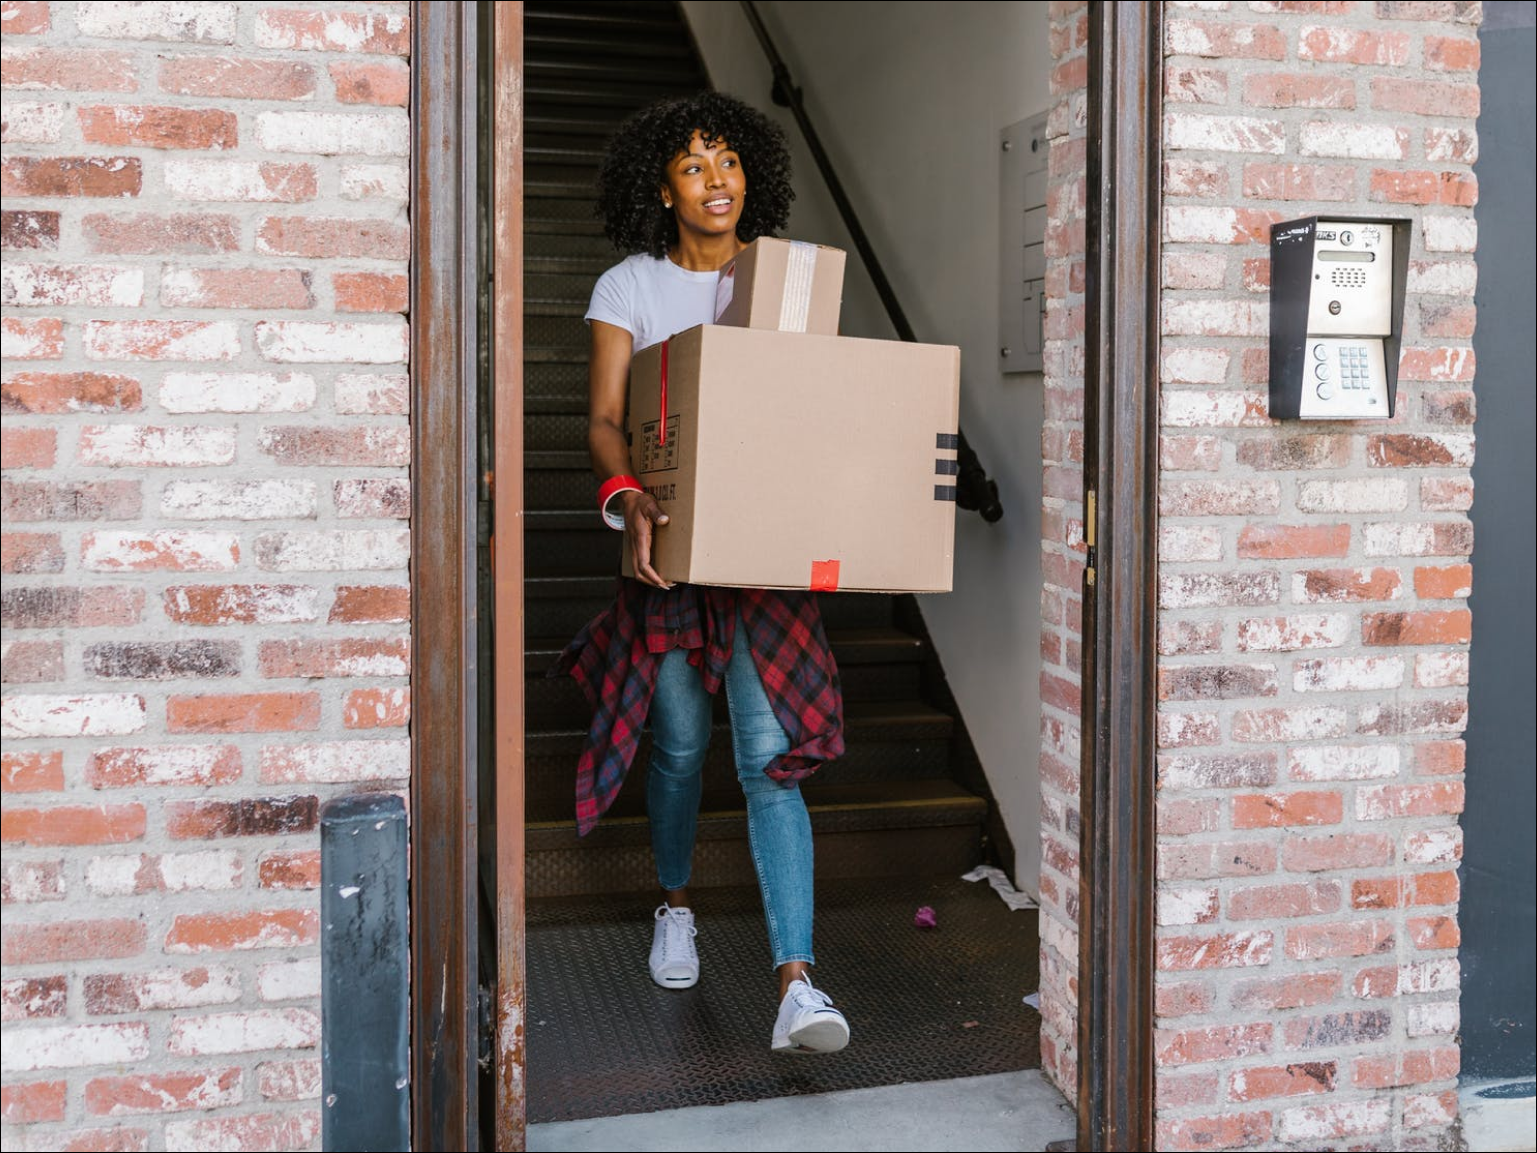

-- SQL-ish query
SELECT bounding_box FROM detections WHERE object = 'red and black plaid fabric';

[550,576,846,836]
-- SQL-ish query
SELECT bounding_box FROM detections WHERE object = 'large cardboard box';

[624,324,960,593]
[713,238,846,335]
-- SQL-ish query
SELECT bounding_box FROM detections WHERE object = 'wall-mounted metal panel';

[1000,111,1049,375]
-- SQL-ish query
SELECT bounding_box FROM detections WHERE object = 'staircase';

[520,0,996,898]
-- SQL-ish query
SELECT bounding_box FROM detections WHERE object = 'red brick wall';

[1,3,410,1148]
[1038,0,1089,1104]
[1041,2,1478,1145]
[1154,2,1477,1149]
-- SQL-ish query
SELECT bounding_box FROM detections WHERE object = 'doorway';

[506,0,1042,1130]
[408,3,1162,1149]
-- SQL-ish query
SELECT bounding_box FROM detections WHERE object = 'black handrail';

[739,0,1003,523]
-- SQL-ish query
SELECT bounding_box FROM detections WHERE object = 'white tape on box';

[778,240,818,333]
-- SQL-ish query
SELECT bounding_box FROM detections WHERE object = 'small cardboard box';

[624,324,960,593]
[713,238,846,335]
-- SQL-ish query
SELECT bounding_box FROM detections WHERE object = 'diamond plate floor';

[527,875,1040,1123]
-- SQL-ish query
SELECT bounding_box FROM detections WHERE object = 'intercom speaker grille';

[1331,268,1368,288]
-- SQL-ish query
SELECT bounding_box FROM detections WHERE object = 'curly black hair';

[595,91,794,258]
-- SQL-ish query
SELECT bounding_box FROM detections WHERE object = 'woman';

[553,92,850,1055]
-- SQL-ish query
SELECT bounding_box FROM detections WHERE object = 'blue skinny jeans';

[646,628,815,969]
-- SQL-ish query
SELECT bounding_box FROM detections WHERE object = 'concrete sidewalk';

[528,1069,1075,1152]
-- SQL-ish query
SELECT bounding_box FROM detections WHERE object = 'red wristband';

[598,474,643,530]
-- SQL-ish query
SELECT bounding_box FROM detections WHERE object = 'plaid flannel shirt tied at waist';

[549,577,846,836]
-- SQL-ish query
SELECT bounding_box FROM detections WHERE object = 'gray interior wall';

[1463,0,1537,1081]
[681,1,1052,892]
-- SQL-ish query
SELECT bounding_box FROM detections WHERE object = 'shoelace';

[787,978,835,1012]
[654,905,697,963]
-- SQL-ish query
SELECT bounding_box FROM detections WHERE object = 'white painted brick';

[255,320,408,364]
[1300,121,1410,160]
[1407,1001,1461,1037]
[85,320,241,362]
[1416,651,1469,688]
[164,159,314,203]
[1405,827,1463,864]
[254,529,409,571]
[1157,886,1219,926]
[0,101,65,144]
[1406,1092,1459,1130]
[81,529,240,572]
[1,859,66,903]
[163,583,319,623]
[1421,216,1477,254]
[256,958,322,1003]
[1,693,146,739]
[339,162,408,201]
[1,263,144,308]
[85,850,243,896]
[1384,959,1462,997]
[254,8,409,51]
[1291,568,1405,604]
[1157,712,1219,748]
[0,1022,150,1072]
[333,372,407,415]
[260,739,411,783]
[1287,744,1401,781]
[1160,525,1224,562]
[91,967,243,1012]
[0,319,59,359]
[1277,1099,1392,1144]
[79,424,237,467]
[1160,348,1230,385]
[1233,706,1348,742]
[1164,206,1249,245]
[1296,478,1408,513]
[256,110,409,157]
[91,744,233,787]
[1162,298,1267,337]
[159,372,317,414]
[1294,656,1405,693]
[1238,614,1350,652]
[1162,390,1270,427]
[167,1008,320,1056]
[75,2,237,43]
[1363,521,1468,557]
[1164,112,1285,154]
[1408,260,1478,297]
[161,479,318,520]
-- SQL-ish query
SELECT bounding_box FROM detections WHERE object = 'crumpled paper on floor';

[960,864,1038,911]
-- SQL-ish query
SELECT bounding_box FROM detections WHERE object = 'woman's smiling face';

[660,129,746,244]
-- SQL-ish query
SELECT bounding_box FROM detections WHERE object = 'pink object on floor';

[913,905,938,929]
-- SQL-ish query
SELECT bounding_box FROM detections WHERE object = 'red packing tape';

[658,339,669,446]
[809,559,840,592]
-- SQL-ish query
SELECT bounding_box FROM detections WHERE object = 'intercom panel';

[1269,215,1410,420]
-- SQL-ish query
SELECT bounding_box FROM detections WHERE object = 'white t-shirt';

[584,252,720,352]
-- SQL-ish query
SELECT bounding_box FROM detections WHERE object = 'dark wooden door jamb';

[1075,3,1162,1150]
[409,2,482,1147]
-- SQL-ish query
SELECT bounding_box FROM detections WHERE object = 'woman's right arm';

[588,319,671,589]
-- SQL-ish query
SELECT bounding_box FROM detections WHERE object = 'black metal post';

[322,793,410,1152]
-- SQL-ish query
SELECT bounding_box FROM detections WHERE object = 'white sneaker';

[771,976,850,1054]
[649,905,699,989]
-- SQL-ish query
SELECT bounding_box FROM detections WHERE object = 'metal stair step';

[525,780,987,897]
[523,700,956,822]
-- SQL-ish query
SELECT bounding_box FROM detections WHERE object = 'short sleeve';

[585,261,635,335]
